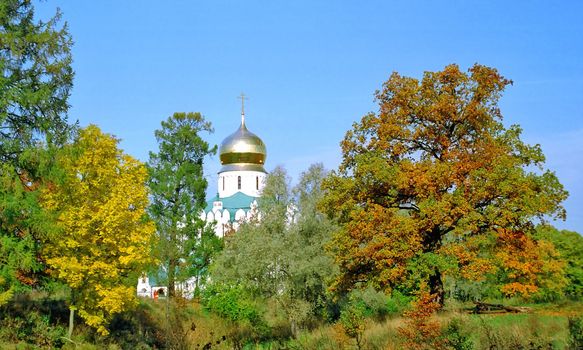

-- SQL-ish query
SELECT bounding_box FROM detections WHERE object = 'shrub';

[442,318,473,350]
[568,316,583,350]
[201,284,273,346]
[398,289,446,350]
[347,287,410,321]
[0,297,68,349]
[386,290,411,316]
[201,284,261,325]
[339,299,367,350]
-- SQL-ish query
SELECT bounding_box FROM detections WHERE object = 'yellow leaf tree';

[41,125,156,336]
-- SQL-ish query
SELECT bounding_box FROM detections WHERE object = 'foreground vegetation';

[1,294,581,349]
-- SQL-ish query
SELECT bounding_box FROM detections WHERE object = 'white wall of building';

[200,199,259,238]
[218,170,266,198]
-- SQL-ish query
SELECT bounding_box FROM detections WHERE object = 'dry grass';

[285,304,580,350]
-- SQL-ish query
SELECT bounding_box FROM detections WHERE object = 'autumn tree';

[147,112,218,297]
[41,125,155,336]
[0,0,74,303]
[321,64,568,305]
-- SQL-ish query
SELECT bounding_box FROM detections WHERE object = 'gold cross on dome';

[238,93,248,116]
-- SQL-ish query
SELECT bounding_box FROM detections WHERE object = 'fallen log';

[472,301,532,314]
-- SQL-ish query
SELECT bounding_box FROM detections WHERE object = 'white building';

[201,108,268,236]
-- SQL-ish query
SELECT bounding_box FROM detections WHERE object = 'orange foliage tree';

[496,229,566,298]
[321,64,568,304]
[399,287,445,350]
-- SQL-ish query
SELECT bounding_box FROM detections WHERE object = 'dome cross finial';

[238,92,248,125]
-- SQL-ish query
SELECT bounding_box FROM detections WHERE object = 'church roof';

[218,112,267,173]
[205,191,258,218]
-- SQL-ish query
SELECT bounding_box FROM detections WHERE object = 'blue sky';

[35,1,583,232]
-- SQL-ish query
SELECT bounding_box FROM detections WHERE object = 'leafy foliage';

[495,228,566,299]
[568,315,583,350]
[398,288,445,350]
[41,125,155,335]
[338,295,367,349]
[0,307,67,348]
[0,0,74,304]
[321,64,568,303]
[442,318,473,350]
[147,112,219,297]
[534,225,583,300]
[210,164,338,334]
[202,284,262,325]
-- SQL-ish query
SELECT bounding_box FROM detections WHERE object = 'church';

[201,107,268,237]
[137,103,268,298]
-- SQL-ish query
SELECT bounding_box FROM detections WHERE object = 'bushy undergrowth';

[567,315,583,350]
[0,293,69,349]
[1,292,580,349]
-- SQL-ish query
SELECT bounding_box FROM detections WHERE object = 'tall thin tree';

[148,112,218,297]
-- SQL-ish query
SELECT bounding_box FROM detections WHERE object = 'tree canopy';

[321,64,568,304]
[0,0,73,160]
[41,125,155,335]
[534,225,583,300]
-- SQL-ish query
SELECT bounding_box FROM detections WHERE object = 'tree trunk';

[290,319,298,338]
[168,258,176,298]
[429,269,445,307]
[423,226,445,307]
[68,306,76,338]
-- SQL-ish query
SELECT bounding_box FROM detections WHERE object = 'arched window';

[238,176,241,190]
[256,176,259,190]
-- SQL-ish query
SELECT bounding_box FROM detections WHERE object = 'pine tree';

[0,0,74,303]
[148,112,219,297]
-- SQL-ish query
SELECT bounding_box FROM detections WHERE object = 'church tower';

[202,96,267,237]
[217,110,267,198]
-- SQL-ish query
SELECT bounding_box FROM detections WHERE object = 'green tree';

[321,64,568,305]
[534,225,583,299]
[210,164,337,334]
[288,164,338,318]
[0,0,74,303]
[41,125,155,336]
[147,112,218,297]
[211,166,291,297]
[185,225,223,294]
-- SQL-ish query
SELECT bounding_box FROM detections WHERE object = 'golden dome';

[219,115,267,173]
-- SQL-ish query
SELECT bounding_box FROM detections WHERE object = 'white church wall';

[235,209,246,221]
[214,221,222,237]
[218,170,266,198]
[137,275,151,298]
